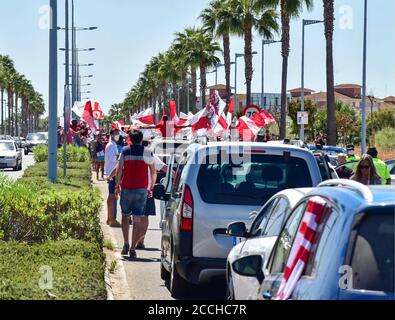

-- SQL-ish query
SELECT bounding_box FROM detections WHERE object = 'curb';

[93,176,132,300]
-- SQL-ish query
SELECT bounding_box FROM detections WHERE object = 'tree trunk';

[0,88,3,134]
[191,68,197,111]
[280,2,290,140]
[223,33,232,107]
[7,88,13,135]
[324,0,336,145]
[172,81,177,102]
[15,93,18,136]
[200,62,207,108]
[181,69,187,113]
[244,21,253,106]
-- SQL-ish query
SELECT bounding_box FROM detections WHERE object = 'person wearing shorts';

[136,149,167,249]
[115,130,156,258]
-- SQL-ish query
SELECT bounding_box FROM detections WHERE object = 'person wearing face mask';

[105,128,122,227]
[345,144,360,171]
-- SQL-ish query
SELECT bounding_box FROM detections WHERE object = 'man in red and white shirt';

[115,130,157,258]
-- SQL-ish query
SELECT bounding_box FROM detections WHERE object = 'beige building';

[288,83,393,114]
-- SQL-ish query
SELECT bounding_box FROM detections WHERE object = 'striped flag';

[277,196,328,300]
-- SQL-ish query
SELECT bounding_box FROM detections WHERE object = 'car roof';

[189,141,313,153]
[307,184,395,212]
[274,188,315,207]
[0,140,14,143]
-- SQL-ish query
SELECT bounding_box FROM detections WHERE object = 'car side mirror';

[231,255,265,284]
[227,222,248,238]
[153,184,170,201]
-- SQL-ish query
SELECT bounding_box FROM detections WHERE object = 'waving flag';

[82,100,98,132]
[277,196,328,300]
[92,101,104,120]
[236,116,261,141]
[136,107,155,125]
[112,120,128,137]
[228,97,235,114]
[252,110,276,127]
[189,108,209,132]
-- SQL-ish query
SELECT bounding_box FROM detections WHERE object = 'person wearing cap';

[367,147,391,185]
[255,128,267,142]
[345,144,360,170]
[105,128,122,227]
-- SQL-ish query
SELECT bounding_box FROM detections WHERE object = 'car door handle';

[262,291,272,300]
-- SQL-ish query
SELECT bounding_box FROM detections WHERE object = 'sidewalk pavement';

[94,177,173,300]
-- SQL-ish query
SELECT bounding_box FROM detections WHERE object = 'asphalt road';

[101,182,227,300]
[1,154,35,180]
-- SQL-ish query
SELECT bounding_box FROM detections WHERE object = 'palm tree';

[0,55,7,134]
[229,0,279,106]
[324,0,336,145]
[273,0,313,139]
[200,0,238,107]
[174,28,221,109]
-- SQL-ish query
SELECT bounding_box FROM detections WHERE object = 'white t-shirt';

[105,140,119,177]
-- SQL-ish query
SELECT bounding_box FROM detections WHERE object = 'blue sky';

[0,0,394,115]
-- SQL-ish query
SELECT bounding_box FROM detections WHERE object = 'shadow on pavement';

[163,277,227,300]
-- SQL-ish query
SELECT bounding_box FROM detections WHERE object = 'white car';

[226,188,313,300]
[0,140,23,171]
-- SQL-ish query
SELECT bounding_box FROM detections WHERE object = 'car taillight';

[180,185,193,231]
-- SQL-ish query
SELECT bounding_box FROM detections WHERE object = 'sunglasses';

[360,165,370,169]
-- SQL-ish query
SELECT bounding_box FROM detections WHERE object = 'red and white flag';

[112,120,128,137]
[252,110,276,127]
[189,108,209,132]
[277,196,328,300]
[136,107,155,125]
[82,100,98,132]
[236,116,261,141]
[92,101,104,120]
[228,96,235,114]
[169,100,179,123]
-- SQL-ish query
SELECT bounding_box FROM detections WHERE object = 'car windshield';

[27,134,46,141]
[0,142,15,151]
[197,154,313,206]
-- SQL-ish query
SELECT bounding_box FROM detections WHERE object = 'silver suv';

[154,141,323,298]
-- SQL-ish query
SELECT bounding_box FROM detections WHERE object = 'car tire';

[226,268,235,300]
[18,161,22,171]
[24,150,28,156]
[169,245,190,298]
[13,165,18,171]
[160,262,170,281]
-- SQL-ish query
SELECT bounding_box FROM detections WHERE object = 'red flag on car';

[277,196,328,300]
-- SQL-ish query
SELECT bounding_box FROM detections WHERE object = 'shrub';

[0,240,106,300]
[33,145,90,163]
[0,184,103,245]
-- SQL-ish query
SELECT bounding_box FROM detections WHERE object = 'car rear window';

[0,142,14,151]
[197,154,313,205]
[348,206,394,292]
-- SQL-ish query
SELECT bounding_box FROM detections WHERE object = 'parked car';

[308,145,346,166]
[154,141,323,298]
[0,140,23,171]
[242,180,394,300]
[24,133,48,155]
[226,187,313,300]
[12,136,25,149]
[0,135,13,141]
[385,160,395,185]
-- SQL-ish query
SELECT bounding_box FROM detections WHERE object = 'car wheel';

[13,165,18,171]
[169,245,190,298]
[24,150,28,155]
[160,241,170,281]
[226,268,235,300]
[18,161,23,171]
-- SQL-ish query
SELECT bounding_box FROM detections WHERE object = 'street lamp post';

[262,40,281,110]
[300,19,324,142]
[48,0,58,182]
[361,0,368,155]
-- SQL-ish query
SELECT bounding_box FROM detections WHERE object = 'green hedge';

[20,161,92,191]
[0,183,103,245]
[33,145,90,163]
[0,240,106,300]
